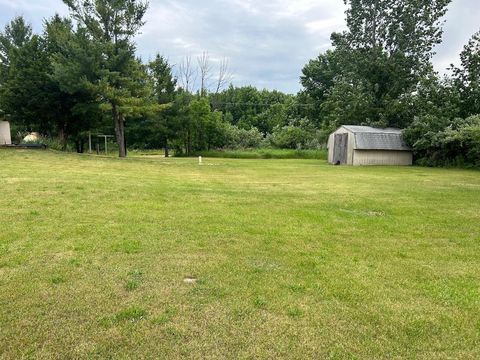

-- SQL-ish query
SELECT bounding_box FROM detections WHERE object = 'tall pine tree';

[62,0,157,157]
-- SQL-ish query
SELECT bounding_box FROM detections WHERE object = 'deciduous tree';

[302,0,452,129]
[452,30,480,117]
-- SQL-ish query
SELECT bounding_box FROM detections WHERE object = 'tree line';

[300,0,480,167]
[0,0,479,166]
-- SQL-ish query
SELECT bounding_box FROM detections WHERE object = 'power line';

[209,102,316,108]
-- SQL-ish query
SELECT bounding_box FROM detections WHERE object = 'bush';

[404,115,480,167]
[224,124,263,149]
[268,119,325,150]
[22,134,70,151]
[269,125,310,149]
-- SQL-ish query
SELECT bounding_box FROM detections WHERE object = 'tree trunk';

[59,124,68,151]
[187,130,191,156]
[164,138,169,158]
[75,139,85,153]
[124,128,127,157]
[113,104,127,158]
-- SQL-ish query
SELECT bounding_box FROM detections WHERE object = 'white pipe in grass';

[199,156,203,165]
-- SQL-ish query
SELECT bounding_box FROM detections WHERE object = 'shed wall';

[353,150,412,166]
[327,134,334,163]
[0,121,11,145]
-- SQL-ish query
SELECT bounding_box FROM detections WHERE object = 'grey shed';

[327,125,413,166]
[0,121,11,145]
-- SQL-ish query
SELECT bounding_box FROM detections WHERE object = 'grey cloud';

[434,0,479,73]
[137,0,346,93]
[0,0,478,93]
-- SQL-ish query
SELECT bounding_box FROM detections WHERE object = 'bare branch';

[197,51,212,97]
[215,57,233,94]
[178,55,197,93]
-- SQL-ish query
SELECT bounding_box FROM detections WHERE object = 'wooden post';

[97,135,114,156]
[88,132,92,154]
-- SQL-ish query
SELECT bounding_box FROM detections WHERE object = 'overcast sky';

[0,0,478,93]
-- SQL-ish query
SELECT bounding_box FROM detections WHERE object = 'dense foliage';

[0,0,478,166]
[299,0,479,167]
[403,115,480,167]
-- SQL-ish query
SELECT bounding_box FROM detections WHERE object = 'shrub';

[224,124,263,149]
[22,134,70,151]
[267,118,326,150]
[404,115,480,167]
[269,125,311,149]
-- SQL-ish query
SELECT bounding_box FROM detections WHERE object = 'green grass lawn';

[1,149,479,359]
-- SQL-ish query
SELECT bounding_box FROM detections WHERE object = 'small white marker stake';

[199,156,203,165]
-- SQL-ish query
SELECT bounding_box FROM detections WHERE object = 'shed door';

[333,133,348,164]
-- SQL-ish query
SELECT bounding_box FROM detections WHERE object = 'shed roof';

[340,125,411,151]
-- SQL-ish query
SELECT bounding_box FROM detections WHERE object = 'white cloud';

[0,0,66,13]
[432,0,479,75]
[305,18,346,34]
